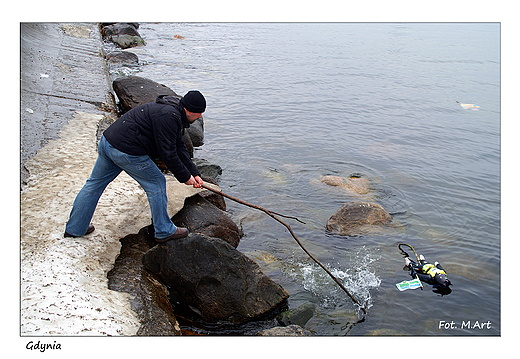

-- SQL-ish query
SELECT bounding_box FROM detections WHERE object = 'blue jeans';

[65,135,177,239]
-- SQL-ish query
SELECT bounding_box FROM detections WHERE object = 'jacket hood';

[156,95,190,128]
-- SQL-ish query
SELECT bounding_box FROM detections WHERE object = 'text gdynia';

[26,340,62,353]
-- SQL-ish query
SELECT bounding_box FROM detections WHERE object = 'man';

[64,90,206,242]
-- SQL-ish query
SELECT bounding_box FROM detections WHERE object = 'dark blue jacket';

[104,95,200,183]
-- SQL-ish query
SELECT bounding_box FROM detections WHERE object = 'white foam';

[283,246,381,309]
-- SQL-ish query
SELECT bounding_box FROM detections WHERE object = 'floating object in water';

[397,243,452,295]
[395,278,422,291]
[458,102,480,110]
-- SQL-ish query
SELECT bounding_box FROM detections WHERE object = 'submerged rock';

[326,201,393,236]
[142,233,290,324]
[256,325,312,336]
[320,174,371,195]
[172,193,240,248]
[276,303,317,327]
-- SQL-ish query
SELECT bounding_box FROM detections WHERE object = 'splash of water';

[283,246,381,310]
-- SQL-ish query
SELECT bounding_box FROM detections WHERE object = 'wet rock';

[256,325,312,336]
[172,193,240,248]
[107,228,182,336]
[197,177,226,211]
[184,118,204,155]
[326,201,393,236]
[192,158,223,182]
[101,22,140,31]
[276,303,317,327]
[187,115,204,147]
[101,23,140,38]
[113,76,179,113]
[152,158,223,195]
[111,35,146,49]
[199,189,226,211]
[106,51,139,66]
[101,23,145,49]
[142,233,290,324]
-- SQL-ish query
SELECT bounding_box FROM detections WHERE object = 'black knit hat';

[181,90,206,113]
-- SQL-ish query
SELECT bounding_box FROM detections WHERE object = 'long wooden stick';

[201,183,367,314]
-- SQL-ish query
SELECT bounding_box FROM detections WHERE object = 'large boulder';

[172,194,240,248]
[107,228,182,336]
[326,201,393,236]
[113,76,179,113]
[142,233,290,324]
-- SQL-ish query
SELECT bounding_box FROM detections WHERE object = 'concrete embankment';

[20,23,113,186]
[20,23,199,335]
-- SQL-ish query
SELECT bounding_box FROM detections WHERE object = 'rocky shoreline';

[21,23,395,337]
[20,22,311,337]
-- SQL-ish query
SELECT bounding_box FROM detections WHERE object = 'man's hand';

[185,175,204,188]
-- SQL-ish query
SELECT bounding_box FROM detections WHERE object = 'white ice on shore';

[20,111,200,335]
